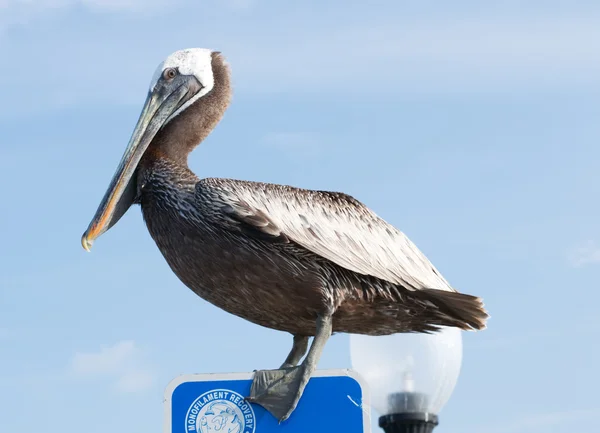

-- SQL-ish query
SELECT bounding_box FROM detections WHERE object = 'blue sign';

[164,369,371,433]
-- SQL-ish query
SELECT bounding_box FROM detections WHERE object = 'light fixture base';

[379,413,439,433]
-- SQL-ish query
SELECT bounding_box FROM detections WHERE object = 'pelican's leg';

[247,315,333,422]
[280,335,310,368]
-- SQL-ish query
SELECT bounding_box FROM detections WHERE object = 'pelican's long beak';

[81,80,193,251]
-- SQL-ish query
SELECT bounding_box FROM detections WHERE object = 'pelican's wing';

[197,178,455,292]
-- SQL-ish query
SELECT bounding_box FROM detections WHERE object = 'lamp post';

[350,326,463,433]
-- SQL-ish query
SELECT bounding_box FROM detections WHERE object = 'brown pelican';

[81,48,488,422]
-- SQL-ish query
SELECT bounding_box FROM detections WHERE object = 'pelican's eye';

[163,68,177,80]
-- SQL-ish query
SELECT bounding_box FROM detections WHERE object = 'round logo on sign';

[185,389,256,433]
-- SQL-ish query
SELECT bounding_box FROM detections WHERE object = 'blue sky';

[1,1,600,432]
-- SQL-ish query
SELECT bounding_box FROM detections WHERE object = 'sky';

[1,1,600,432]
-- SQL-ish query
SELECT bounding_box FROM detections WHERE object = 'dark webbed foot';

[246,316,332,422]
[246,366,305,421]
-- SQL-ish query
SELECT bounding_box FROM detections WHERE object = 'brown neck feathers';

[147,51,232,165]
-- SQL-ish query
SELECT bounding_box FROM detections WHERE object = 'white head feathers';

[149,48,216,120]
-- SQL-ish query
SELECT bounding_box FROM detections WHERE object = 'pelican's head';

[81,48,229,251]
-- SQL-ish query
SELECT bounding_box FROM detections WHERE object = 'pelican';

[81,48,488,422]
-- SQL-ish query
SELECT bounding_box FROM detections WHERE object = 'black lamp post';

[378,387,439,433]
[350,327,463,433]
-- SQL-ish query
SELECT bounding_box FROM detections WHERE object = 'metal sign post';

[164,369,371,433]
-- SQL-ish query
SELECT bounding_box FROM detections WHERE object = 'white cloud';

[114,368,155,393]
[70,340,155,393]
[71,340,137,375]
[567,240,600,267]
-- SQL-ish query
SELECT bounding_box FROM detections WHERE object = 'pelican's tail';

[414,288,489,331]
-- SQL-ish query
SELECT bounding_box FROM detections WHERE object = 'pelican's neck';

[138,151,199,203]
[145,52,232,166]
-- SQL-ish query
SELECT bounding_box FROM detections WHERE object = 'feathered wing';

[197,178,455,292]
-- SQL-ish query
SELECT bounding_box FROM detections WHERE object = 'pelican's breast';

[139,166,327,334]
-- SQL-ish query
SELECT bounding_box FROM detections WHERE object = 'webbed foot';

[246,317,332,422]
[246,366,306,422]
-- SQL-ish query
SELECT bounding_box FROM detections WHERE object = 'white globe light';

[350,326,463,417]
